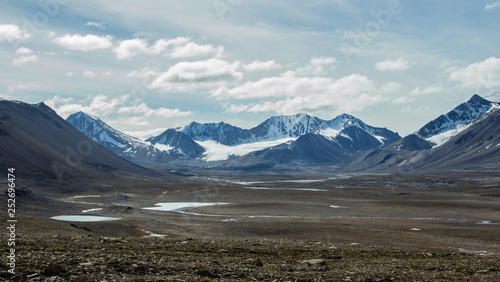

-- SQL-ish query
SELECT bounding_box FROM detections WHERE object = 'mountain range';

[67,112,401,168]
[1,94,499,173]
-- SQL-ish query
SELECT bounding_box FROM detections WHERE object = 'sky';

[0,0,500,139]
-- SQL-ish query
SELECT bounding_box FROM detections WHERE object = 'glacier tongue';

[196,138,297,162]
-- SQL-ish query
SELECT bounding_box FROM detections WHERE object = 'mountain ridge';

[0,100,149,183]
[342,94,500,172]
[67,111,401,167]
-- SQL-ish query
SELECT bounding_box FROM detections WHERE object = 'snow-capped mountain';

[316,114,400,150]
[146,129,206,158]
[243,114,401,164]
[179,121,251,146]
[67,112,146,152]
[344,94,500,172]
[151,113,400,163]
[249,113,324,141]
[416,94,497,146]
[385,94,499,153]
[66,112,181,166]
[177,113,323,146]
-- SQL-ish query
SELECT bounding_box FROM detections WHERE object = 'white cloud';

[53,34,113,51]
[224,103,252,113]
[148,37,191,54]
[375,58,411,71]
[15,47,33,55]
[128,66,161,80]
[113,37,223,60]
[411,85,445,95]
[66,72,75,77]
[391,96,415,104]
[82,70,96,78]
[381,82,402,93]
[149,58,243,92]
[114,38,149,60]
[216,71,378,115]
[12,47,38,66]
[12,54,38,66]
[485,1,500,10]
[212,71,372,100]
[85,21,106,29]
[241,60,282,72]
[118,103,191,118]
[44,94,129,118]
[0,24,30,42]
[45,95,74,106]
[44,94,192,122]
[43,30,56,39]
[295,56,337,75]
[0,93,12,100]
[449,57,500,90]
[168,42,224,58]
[104,71,113,76]
[8,82,51,92]
[310,56,336,66]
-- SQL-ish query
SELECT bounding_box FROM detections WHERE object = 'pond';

[50,215,121,222]
[142,202,224,212]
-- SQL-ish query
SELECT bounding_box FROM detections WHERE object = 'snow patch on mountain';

[317,114,388,145]
[426,123,472,147]
[197,137,297,161]
[153,143,174,152]
[417,95,499,147]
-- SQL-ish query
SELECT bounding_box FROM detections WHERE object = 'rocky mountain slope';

[0,101,148,182]
[344,95,500,172]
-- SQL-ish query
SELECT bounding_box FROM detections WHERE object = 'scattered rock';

[134,265,148,275]
[9,235,500,281]
[42,264,66,276]
[195,269,217,278]
[301,259,326,266]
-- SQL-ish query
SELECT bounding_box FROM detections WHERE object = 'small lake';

[142,202,224,212]
[245,186,327,192]
[50,215,121,222]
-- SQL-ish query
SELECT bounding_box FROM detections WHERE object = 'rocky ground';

[2,171,499,281]
[2,235,500,281]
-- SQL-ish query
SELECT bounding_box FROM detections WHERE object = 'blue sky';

[1,0,500,138]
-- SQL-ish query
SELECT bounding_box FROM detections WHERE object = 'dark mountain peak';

[332,113,363,127]
[336,113,356,120]
[35,101,48,108]
[467,94,491,106]
[35,101,57,115]
[148,128,205,158]
[265,113,316,122]
[68,111,101,122]
[416,94,496,139]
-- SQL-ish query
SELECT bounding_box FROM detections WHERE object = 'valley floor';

[2,170,500,280]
